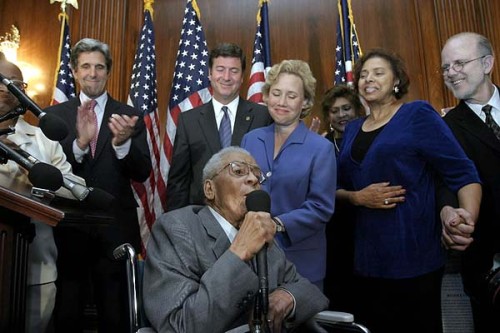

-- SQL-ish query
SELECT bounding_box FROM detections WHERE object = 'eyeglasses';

[0,79,28,93]
[441,55,488,75]
[211,161,266,184]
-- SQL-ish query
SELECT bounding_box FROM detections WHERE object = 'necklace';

[333,137,340,153]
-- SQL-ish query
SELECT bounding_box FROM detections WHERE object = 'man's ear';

[204,180,215,201]
[483,55,495,75]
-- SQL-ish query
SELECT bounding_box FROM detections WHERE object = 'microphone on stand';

[0,73,69,141]
[7,142,114,208]
[0,105,26,123]
[246,190,271,321]
[0,140,63,191]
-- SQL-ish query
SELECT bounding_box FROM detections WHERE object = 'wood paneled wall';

[0,0,498,132]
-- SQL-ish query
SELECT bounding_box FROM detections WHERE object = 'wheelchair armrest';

[314,311,354,323]
[314,310,371,333]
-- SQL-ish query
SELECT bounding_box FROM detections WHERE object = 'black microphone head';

[85,187,115,210]
[245,189,271,213]
[38,114,69,141]
[28,163,63,191]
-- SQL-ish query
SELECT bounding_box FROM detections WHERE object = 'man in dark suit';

[165,42,272,211]
[440,32,500,332]
[45,38,152,332]
[144,146,328,332]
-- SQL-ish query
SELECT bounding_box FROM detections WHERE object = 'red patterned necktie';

[89,100,98,157]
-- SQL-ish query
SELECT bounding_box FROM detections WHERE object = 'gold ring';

[267,319,272,323]
[119,131,125,135]
[384,199,389,205]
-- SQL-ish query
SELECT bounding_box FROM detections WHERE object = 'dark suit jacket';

[45,96,152,235]
[165,98,272,210]
[144,205,328,333]
[442,98,500,299]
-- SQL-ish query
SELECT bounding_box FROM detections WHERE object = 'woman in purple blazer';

[242,60,336,290]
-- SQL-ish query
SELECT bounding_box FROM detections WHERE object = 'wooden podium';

[0,174,64,333]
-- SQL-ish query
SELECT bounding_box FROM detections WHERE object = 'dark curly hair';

[353,48,410,99]
[321,85,365,122]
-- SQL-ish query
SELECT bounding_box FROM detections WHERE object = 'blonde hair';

[262,59,316,118]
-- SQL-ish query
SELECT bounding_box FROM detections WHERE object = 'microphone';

[0,140,63,191]
[0,74,68,141]
[245,190,271,317]
[64,178,115,209]
[6,142,114,208]
[0,105,26,123]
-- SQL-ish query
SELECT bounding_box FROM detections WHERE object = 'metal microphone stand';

[252,289,270,333]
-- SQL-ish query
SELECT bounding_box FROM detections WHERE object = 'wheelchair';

[113,243,370,333]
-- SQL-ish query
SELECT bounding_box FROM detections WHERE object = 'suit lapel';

[199,207,231,259]
[93,95,114,160]
[232,99,255,145]
[454,101,500,154]
[198,104,221,153]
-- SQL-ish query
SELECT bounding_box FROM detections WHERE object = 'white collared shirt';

[208,206,238,243]
[465,85,500,124]
[80,92,108,130]
[212,97,240,133]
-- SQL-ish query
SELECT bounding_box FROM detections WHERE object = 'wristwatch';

[272,217,286,233]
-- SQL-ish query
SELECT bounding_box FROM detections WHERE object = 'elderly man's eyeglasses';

[0,79,28,93]
[441,55,488,75]
[211,161,266,184]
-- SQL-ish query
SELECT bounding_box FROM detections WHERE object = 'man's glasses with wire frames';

[0,79,28,93]
[211,161,266,184]
[441,55,489,75]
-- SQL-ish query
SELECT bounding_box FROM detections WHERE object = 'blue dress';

[242,121,337,284]
[338,101,480,279]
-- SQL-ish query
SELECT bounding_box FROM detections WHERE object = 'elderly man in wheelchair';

[115,147,369,333]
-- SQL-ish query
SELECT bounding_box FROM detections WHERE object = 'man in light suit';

[144,147,328,333]
[165,43,272,211]
[440,32,500,332]
[45,38,152,332]
[0,59,85,333]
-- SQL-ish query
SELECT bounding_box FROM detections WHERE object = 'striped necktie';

[219,106,232,148]
[482,104,500,141]
[89,100,98,157]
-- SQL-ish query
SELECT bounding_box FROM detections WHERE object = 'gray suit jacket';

[143,206,328,333]
[165,99,272,211]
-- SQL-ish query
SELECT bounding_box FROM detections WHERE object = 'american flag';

[160,0,211,199]
[127,8,164,254]
[247,0,272,104]
[51,13,76,105]
[334,0,362,86]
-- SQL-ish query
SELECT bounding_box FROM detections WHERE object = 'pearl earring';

[393,85,400,94]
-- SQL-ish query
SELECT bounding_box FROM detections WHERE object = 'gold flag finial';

[144,0,154,19]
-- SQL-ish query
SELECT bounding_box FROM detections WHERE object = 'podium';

[0,174,64,333]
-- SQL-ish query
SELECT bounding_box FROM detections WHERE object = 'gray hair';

[70,38,113,72]
[447,32,494,58]
[202,146,252,182]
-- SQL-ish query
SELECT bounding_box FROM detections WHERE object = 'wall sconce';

[0,25,20,63]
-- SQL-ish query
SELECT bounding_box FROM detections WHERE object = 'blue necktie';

[483,105,500,141]
[219,106,231,148]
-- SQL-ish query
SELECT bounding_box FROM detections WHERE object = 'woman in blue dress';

[337,49,481,333]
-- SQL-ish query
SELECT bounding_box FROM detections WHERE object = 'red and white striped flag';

[334,0,362,86]
[127,6,164,255]
[51,13,76,105]
[247,0,272,104]
[160,0,211,203]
